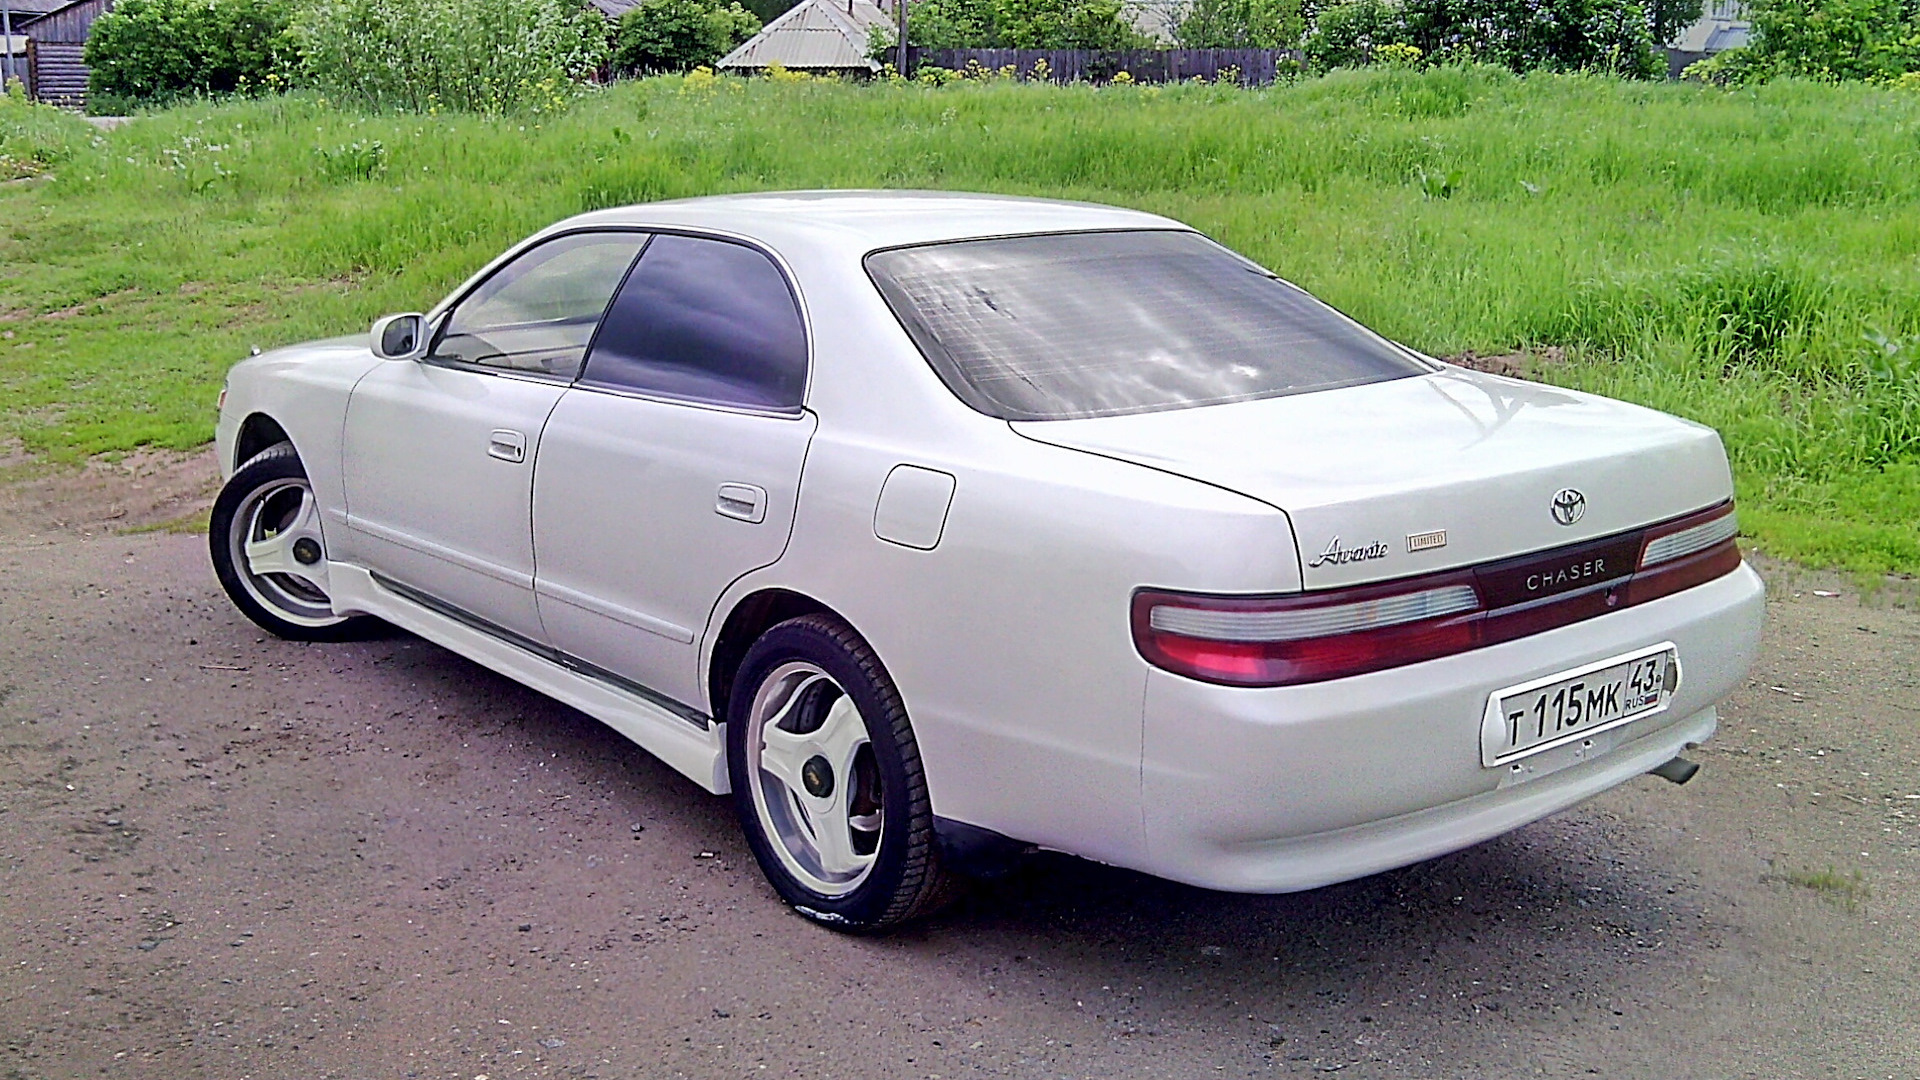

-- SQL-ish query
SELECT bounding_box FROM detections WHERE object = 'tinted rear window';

[581,234,808,411]
[865,230,1427,421]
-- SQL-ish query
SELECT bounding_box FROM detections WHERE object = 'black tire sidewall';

[727,616,933,930]
[209,444,367,643]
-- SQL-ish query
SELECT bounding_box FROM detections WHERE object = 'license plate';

[1481,643,1679,766]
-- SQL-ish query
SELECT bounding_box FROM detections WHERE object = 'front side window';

[579,234,808,411]
[865,230,1428,421]
[430,231,647,379]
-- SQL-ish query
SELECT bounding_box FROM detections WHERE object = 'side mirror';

[370,312,427,361]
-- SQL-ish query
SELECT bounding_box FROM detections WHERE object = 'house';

[716,0,892,76]
[1667,0,1750,77]
[1,0,67,89]
[14,0,112,108]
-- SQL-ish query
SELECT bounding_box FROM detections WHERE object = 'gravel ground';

[1,459,1917,1080]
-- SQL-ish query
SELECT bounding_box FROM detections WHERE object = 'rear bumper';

[1137,562,1764,893]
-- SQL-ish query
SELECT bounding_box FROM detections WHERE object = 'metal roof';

[3,0,73,20]
[717,0,890,72]
[550,191,1182,260]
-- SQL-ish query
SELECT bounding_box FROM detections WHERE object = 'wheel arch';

[234,413,293,470]
[707,588,841,722]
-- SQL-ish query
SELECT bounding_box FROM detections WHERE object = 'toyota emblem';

[1550,488,1587,526]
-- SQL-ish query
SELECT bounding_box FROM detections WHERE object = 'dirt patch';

[0,446,220,541]
[0,524,1915,1079]
[1446,346,1567,379]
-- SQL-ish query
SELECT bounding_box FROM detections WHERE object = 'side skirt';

[327,562,730,795]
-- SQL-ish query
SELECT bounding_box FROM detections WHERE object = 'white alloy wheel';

[743,661,886,897]
[210,442,377,642]
[229,475,338,627]
[726,614,955,930]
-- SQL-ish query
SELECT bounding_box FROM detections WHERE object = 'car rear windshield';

[865,230,1428,421]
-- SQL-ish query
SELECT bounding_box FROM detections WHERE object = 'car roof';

[552,190,1187,255]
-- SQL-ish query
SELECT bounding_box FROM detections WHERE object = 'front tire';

[209,442,376,642]
[727,614,956,931]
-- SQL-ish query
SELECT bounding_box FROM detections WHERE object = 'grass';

[0,68,1916,573]
[1763,863,1870,910]
[119,508,212,535]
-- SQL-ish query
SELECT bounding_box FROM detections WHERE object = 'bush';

[1305,0,1664,76]
[878,0,1148,48]
[612,0,760,74]
[1173,0,1303,47]
[1303,0,1407,68]
[84,0,295,107]
[994,0,1149,46]
[292,0,609,113]
[1686,0,1920,84]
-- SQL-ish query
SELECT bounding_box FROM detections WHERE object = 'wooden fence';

[898,47,1303,85]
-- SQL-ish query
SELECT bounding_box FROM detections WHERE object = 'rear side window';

[580,234,808,411]
[865,230,1427,421]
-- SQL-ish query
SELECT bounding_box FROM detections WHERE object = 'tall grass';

[0,68,1916,572]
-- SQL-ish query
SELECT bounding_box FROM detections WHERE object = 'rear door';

[532,233,815,711]
[342,231,648,641]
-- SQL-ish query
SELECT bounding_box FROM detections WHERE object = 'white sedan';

[211,192,1765,930]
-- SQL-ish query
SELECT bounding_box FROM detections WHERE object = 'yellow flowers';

[1375,42,1424,68]
[766,61,817,83]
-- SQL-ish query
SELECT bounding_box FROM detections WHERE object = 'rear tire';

[209,442,378,642]
[727,614,957,931]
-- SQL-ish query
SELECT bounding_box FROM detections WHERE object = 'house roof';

[717,0,891,72]
[5,0,73,20]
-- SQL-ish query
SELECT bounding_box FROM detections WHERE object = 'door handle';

[716,483,767,524]
[488,429,527,463]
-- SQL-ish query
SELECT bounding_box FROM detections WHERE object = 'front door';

[533,233,816,711]
[341,230,649,641]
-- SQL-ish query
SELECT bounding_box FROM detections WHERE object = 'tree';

[1705,0,1920,81]
[1646,0,1703,44]
[1174,0,1304,47]
[86,0,295,105]
[1305,0,1663,76]
[877,0,1148,48]
[993,0,1150,46]
[613,0,762,73]
[1302,0,1407,68]
[293,0,609,113]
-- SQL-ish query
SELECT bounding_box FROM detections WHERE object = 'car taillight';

[1132,574,1483,687]
[1626,501,1740,606]
[1135,500,1742,688]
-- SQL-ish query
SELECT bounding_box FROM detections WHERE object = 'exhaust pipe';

[1648,756,1700,785]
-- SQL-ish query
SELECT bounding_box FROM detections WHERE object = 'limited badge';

[1407,529,1448,553]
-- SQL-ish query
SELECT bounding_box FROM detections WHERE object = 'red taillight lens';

[1134,500,1742,688]
[1626,501,1741,606]
[1132,573,1483,687]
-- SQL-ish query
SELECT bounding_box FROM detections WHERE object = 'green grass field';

[1,68,1916,573]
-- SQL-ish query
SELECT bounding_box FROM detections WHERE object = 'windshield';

[865,230,1428,421]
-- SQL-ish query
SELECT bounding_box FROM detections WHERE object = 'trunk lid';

[1012,368,1733,590]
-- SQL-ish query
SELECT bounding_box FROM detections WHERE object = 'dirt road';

[2,459,1917,1079]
